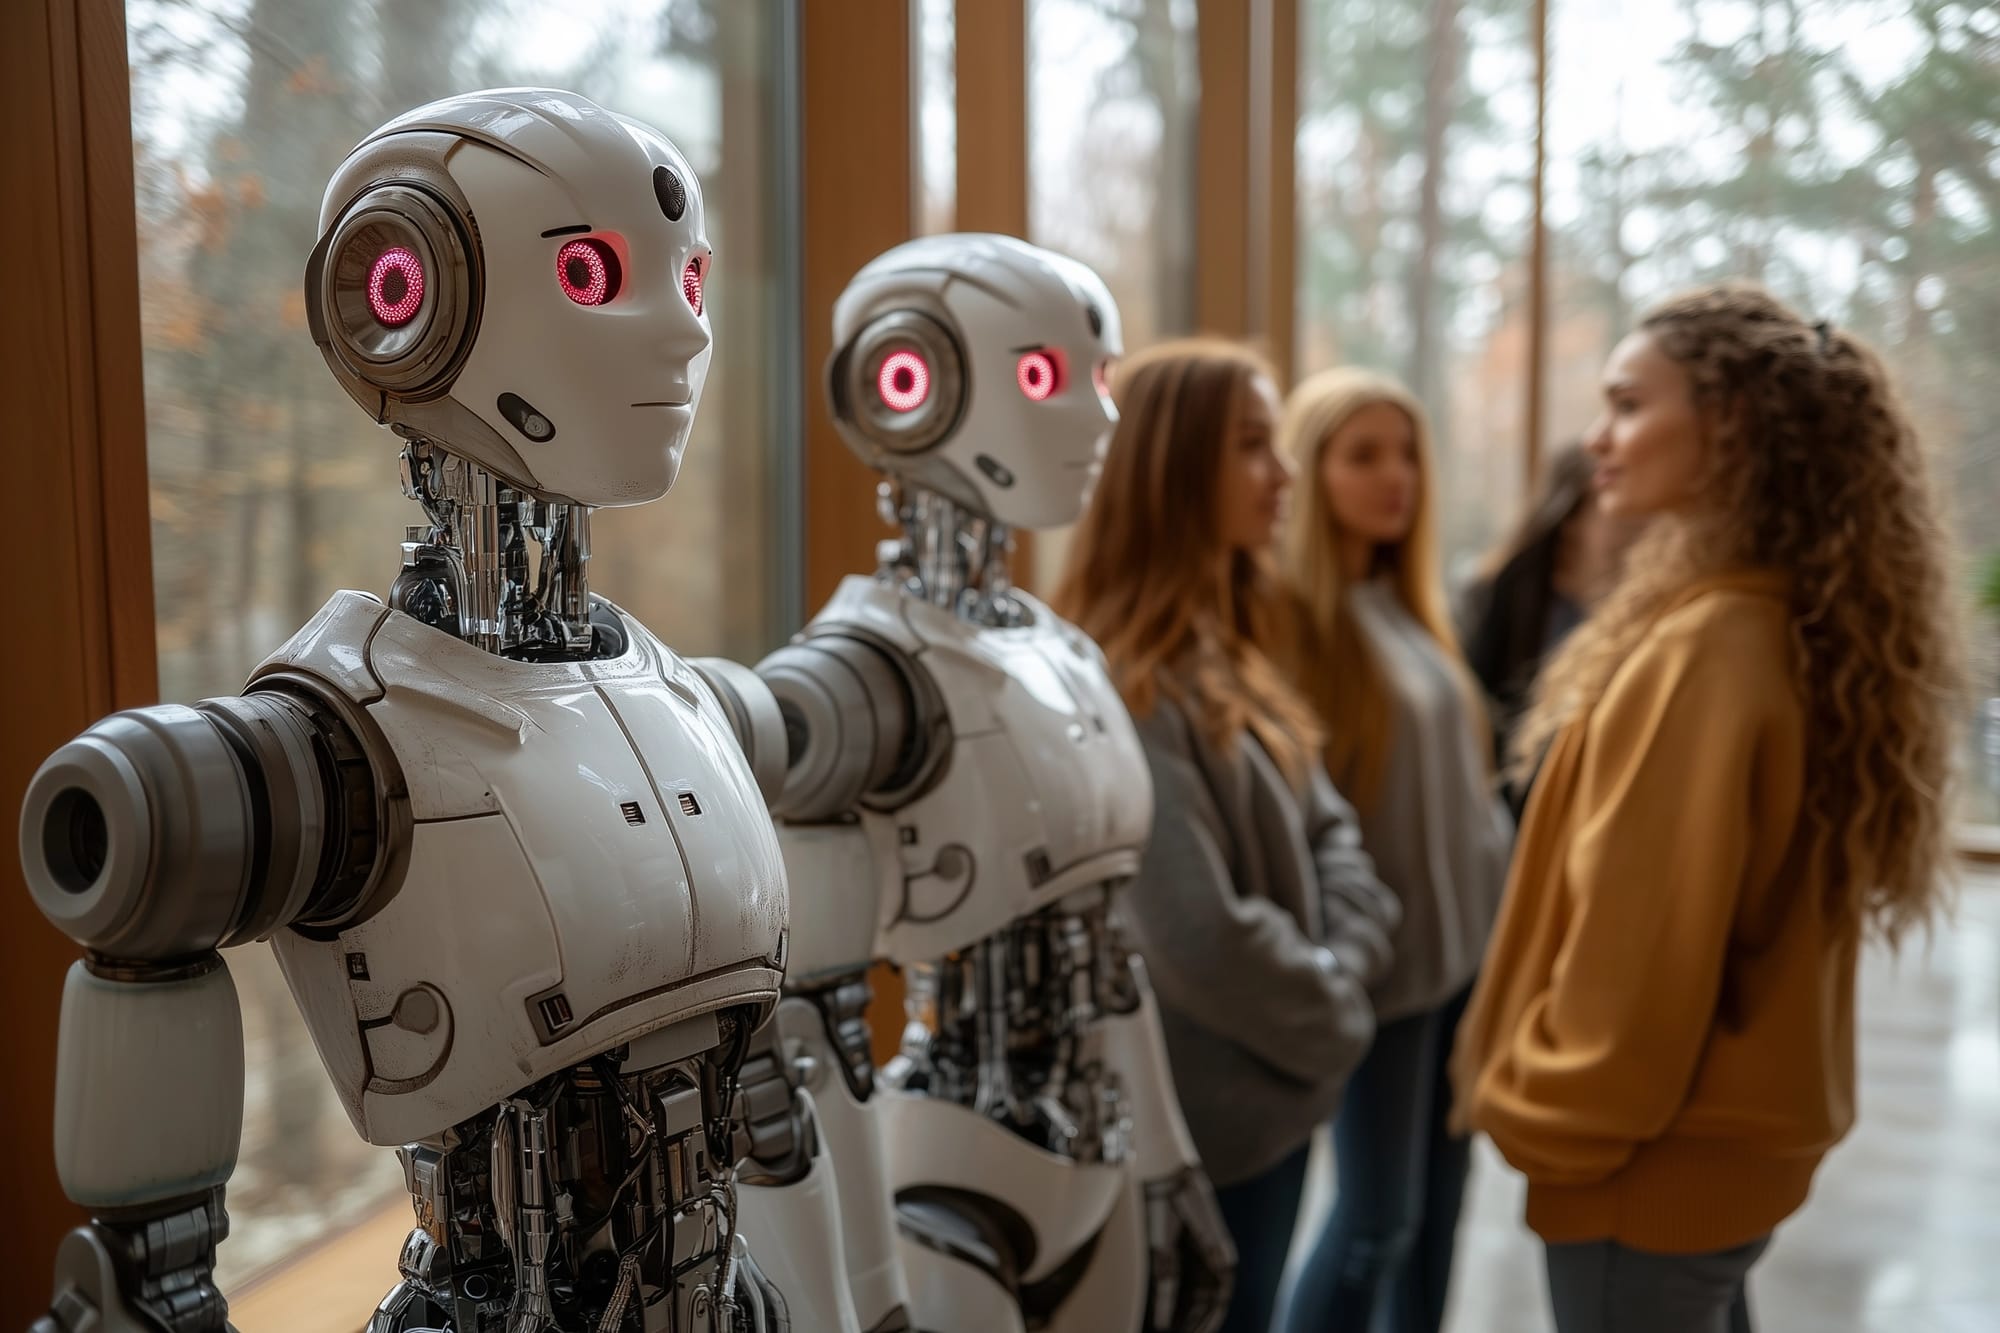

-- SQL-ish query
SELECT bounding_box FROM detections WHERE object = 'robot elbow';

[19,687,404,959]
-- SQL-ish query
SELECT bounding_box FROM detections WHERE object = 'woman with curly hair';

[1451,283,1963,1333]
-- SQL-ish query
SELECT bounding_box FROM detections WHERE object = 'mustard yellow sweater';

[1453,571,1860,1254]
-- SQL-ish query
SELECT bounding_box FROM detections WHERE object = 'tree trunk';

[1136,0,1197,335]
[1408,0,1460,408]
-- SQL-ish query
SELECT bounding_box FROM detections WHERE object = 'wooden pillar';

[801,0,917,611]
[1,0,160,1317]
[1195,0,1296,381]
[1265,0,1299,385]
[952,0,1037,582]
[1196,0,1255,336]
[954,0,1028,238]
[801,0,918,1061]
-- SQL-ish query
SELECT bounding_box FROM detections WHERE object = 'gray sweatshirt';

[1345,581,1514,1022]
[1121,692,1401,1186]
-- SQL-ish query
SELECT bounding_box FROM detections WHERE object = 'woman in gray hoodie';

[1053,339,1399,1333]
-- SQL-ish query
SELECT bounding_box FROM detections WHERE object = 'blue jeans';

[1213,1142,1313,1333]
[1283,986,1473,1333]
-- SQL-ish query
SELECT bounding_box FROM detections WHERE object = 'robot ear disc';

[836,309,965,456]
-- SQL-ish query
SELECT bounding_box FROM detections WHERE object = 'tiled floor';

[1287,869,2000,1332]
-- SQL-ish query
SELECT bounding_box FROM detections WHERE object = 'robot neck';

[877,482,1026,627]
[390,439,597,658]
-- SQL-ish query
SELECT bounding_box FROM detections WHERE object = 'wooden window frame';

[3,1,157,1321]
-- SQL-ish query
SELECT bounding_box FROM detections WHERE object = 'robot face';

[310,89,712,507]
[829,235,1124,532]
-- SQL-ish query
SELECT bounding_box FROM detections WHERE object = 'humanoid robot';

[18,89,810,1333]
[725,235,1235,1333]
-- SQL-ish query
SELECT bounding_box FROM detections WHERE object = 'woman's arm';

[1300,764,1402,989]
[1127,717,1375,1087]
[1467,607,1791,1185]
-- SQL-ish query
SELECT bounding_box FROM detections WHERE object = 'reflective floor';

[1287,868,2000,1333]
[234,870,2000,1331]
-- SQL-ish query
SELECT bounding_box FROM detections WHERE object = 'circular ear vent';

[842,309,964,455]
[654,165,687,221]
[314,180,479,398]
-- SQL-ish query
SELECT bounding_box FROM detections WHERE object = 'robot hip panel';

[876,1090,1124,1285]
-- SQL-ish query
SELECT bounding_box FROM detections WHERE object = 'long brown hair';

[1279,367,1470,807]
[1480,442,1598,582]
[1516,283,1963,941]
[1051,338,1320,785]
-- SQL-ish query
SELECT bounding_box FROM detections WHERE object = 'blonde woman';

[1052,340,1399,1333]
[1454,284,1962,1333]
[1275,370,1513,1333]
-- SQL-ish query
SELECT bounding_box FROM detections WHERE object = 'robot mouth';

[631,399,692,408]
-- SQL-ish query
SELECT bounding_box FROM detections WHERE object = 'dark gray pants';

[1543,1237,1769,1333]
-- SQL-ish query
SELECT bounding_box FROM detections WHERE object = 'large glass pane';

[1029,0,1199,348]
[129,0,795,1288]
[917,0,957,234]
[1293,0,1540,576]
[1028,0,1199,586]
[1543,0,2000,823]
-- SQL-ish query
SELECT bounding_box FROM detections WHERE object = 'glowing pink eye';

[878,350,930,413]
[367,247,424,326]
[683,258,704,315]
[1016,350,1059,402]
[556,238,620,306]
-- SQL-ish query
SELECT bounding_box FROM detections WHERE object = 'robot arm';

[753,633,929,822]
[1097,956,1235,1333]
[691,656,791,807]
[19,686,397,1333]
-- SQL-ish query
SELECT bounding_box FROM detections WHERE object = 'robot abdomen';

[264,595,786,1145]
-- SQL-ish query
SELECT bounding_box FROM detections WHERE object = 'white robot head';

[305,88,712,507]
[827,234,1124,531]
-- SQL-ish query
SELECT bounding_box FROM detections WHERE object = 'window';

[916,0,957,234]
[1293,0,1540,577]
[1028,0,1200,586]
[129,0,797,1289]
[1542,0,2000,824]
[1029,0,1200,349]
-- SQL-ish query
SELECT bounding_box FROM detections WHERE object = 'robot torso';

[258,590,788,1147]
[807,574,1153,963]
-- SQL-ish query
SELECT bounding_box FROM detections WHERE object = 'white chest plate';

[811,576,1153,961]
[255,591,787,1146]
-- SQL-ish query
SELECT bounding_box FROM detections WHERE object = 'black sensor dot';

[654,165,687,221]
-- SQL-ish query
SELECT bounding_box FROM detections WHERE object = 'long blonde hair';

[1516,283,1963,941]
[1279,367,1467,807]
[1051,339,1321,786]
